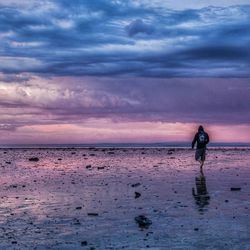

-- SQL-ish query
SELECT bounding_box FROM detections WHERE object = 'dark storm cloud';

[181,46,248,61]
[0,7,46,31]
[87,78,250,124]
[0,77,249,129]
[0,73,32,83]
[0,1,249,77]
[125,19,154,37]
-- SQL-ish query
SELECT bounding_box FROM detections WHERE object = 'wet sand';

[0,148,250,249]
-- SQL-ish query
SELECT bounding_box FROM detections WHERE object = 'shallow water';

[0,148,250,249]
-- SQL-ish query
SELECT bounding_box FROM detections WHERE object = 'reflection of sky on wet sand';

[0,148,250,249]
[192,171,210,213]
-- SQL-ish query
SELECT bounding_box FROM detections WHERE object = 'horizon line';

[0,142,250,149]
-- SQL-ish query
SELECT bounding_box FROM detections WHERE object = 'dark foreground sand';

[0,148,250,249]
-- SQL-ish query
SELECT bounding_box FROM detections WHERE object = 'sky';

[0,0,250,144]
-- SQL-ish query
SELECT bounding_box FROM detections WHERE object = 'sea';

[0,143,250,149]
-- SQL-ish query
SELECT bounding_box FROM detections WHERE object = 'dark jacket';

[192,129,209,149]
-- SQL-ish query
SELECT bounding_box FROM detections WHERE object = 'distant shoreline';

[0,143,250,149]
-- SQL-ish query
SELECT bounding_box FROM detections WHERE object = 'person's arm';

[192,133,197,149]
[206,133,210,144]
[192,187,196,196]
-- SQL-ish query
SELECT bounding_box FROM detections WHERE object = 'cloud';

[0,76,249,143]
[126,19,154,37]
[0,73,32,83]
[0,123,17,131]
[130,0,250,10]
[0,1,249,77]
[0,77,249,129]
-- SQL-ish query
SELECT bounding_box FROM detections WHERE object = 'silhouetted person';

[192,170,210,212]
[192,125,209,170]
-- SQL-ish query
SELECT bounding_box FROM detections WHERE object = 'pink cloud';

[0,76,250,144]
[0,120,249,144]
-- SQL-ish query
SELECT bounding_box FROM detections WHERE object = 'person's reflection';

[192,169,210,212]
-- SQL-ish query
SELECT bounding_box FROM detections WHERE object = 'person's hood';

[198,125,204,132]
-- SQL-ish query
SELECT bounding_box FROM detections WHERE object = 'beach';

[0,147,250,249]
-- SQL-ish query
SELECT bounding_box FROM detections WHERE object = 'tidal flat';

[0,148,250,249]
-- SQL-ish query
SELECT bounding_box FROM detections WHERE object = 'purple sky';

[0,0,250,144]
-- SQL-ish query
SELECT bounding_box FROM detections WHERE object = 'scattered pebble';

[230,187,241,191]
[135,215,152,229]
[87,213,99,216]
[28,157,39,162]
[131,183,141,188]
[81,240,88,246]
[135,192,141,199]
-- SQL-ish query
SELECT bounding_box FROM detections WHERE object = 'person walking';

[192,125,209,170]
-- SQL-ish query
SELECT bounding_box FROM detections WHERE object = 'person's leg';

[200,165,204,175]
[200,160,204,170]
[196,149,203,166]
[195,149,200,162]
[200,148,206,170]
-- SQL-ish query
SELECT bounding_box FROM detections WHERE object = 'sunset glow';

[0,1,249,144]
